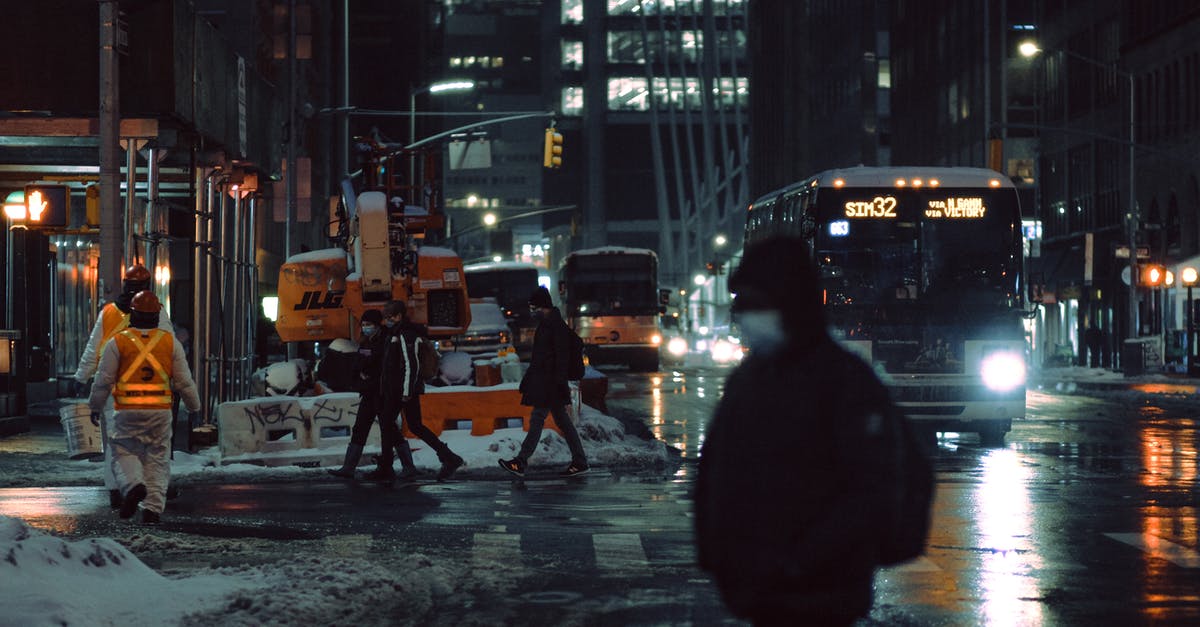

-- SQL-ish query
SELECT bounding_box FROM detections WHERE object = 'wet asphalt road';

[4,365,1200,625]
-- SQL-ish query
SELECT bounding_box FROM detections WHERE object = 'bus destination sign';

[925,197,987,219]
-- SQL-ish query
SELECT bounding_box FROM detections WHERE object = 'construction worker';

[72,264,174,507]
[88,291,201,525]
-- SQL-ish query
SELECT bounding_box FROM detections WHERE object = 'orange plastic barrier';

[405,387,561,437]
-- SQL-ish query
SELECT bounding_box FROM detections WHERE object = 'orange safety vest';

[112,328,175,410]
[96,303,130,365]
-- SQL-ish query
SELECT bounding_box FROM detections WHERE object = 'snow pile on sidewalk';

[0,515,243,626]
[0,515,471,626]
[2,404,672,488]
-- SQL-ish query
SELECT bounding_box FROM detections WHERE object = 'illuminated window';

[562,86,584,115]
[608,77,649,111]
[562,40,583,70]
[607,0,641,14]
[562,0,582,23]
[878,59,891,88]
[492,56,504,68]
[479,56,491,68]
[465,56,476,67]
[449,57,462,68]
[608,32,645,63]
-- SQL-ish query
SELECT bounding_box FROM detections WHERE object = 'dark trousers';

[517,404,587,465]
[350,393,381,446]
[398,395,456,462]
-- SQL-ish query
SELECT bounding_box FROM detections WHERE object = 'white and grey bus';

[744,166,1027,445]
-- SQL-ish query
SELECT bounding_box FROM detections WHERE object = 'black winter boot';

[327,444,364,479]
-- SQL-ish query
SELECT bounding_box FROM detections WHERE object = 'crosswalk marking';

[593,533,649,574]
[1105,532,1200,568]
[884,557,942,572]
[324,533,372,556]
[473,532,521,565]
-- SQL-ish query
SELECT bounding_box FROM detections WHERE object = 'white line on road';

[883,557,942,572]
[593,533,649,575]
[473,532,521,566]
[1105,532,1200,568]
[325,533,373,556]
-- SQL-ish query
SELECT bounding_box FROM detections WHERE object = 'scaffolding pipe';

[124,141,138,265]
[193,168,208,426]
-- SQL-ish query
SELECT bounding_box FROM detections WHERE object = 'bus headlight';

[980,351,1026,392]
[667,336,688,356]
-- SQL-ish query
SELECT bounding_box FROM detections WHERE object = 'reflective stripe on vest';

[113,328,174,409]
[96,304,130,366]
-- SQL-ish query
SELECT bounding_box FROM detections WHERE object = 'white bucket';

[59,401,102,460]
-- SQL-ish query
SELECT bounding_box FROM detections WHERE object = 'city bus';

[463,261,541,359]
[560,247,662,372]
[744,166,1027,445]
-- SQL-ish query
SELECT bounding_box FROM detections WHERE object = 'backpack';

[566,329,586,381]
[416,337,441,381]
[878,408,935,565]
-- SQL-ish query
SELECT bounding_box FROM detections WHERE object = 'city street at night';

[4,365,1200,625]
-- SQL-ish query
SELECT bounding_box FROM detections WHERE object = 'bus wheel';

[978,425,1007,448]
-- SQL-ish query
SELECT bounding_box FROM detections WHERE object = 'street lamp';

[1183,266,1199,375]
[409,80,475,147]
[1020,41,1139,343]
[409,80,475,188]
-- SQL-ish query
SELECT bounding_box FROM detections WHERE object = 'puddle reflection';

[975,449,1044,626]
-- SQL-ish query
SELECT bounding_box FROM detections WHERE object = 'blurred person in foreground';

[694,236,903,626]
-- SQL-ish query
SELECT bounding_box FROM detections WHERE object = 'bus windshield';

[815,188,1021,308]
[563,254,658,316]
[464,266,539,317]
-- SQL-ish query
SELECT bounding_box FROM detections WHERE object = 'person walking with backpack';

[375,300,465,482]
[695,236,930,626]
[499,286,589,478]
[328,308,419,481]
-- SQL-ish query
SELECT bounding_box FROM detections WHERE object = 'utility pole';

[99,1,123,304]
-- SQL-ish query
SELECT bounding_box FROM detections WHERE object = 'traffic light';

[543,128,563,169]
[1141,264,1166,287]
[21,185,69,228]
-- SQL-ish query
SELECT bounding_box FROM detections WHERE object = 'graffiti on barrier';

[241,402,305,436]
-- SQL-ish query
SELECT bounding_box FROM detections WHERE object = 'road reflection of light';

[1131,383,1198,395]
[0,488,80,534]
[976,449,1043,627]
[1137,413,1199,621]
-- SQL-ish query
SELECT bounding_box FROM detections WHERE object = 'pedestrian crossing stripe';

[473,532,521,565]
[1105,532,1200,568]
[593,533,650,574]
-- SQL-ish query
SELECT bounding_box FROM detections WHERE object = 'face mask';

[382,318,396,328]
[361,325,378,337]
[736,310,787,354]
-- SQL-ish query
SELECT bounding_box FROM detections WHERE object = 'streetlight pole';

[1020,42,1139,346]
[409,81,475,191]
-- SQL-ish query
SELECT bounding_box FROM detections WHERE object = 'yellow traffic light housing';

[543,128,563,169]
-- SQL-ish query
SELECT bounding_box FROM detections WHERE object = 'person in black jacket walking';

[695,236,903,626]
[328,309,418,480]
[499,286,589,477]
[377,300,464,482]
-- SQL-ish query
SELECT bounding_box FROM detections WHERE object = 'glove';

[90,412,102,428]
[189,410,203,426]
[72,379,90,398]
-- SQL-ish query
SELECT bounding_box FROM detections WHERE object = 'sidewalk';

[1030,365,1200,393]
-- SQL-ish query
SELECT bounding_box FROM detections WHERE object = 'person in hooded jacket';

[499,286,589,477]
[328,308,418,480]
[88,291,201,525]
[375,300,464,483]
[694,236,902,626]
[72,264,175,508]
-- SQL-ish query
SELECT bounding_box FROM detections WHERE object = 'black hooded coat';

[519,306,572,407]
[694,236,903,624]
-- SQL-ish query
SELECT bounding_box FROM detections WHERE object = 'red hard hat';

[124,264,152,282]
[130,290,162,314]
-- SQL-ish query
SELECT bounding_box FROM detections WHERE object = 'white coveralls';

[88,326,201,514]
[73,303,175,490]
